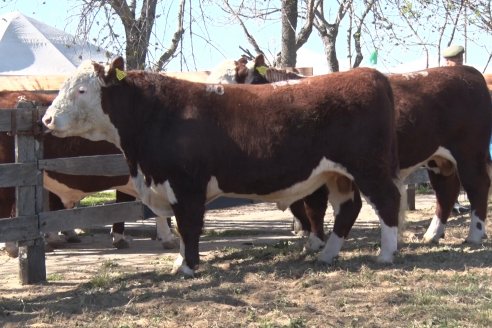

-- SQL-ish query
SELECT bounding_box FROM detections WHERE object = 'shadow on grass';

[1,211,491,323]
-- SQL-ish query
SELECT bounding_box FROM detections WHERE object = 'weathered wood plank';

[15,108,46,285]
[39,201,144,233]
[0,108,38,133]
[38,154,130,176]
[0,216,40,242]
[0,162,37,187]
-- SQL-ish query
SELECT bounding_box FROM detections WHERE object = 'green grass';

[79,190,116,207]
[46,273,64,282]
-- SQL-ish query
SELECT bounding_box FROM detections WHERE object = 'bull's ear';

[93,62,110,87]
[111,56,125,71]
[254,54,265,67]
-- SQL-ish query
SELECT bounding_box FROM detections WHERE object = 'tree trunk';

[281,0,298,68]
[317,25,340,72]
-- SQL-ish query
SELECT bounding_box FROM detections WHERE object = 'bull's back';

[391,66,492,168]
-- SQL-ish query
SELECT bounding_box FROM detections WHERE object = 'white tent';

[0,11,110,75]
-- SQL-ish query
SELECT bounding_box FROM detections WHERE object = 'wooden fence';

[0,105,145,284]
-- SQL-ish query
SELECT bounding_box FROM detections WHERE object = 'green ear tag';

[115,68,127,80]
[256,66,268,77]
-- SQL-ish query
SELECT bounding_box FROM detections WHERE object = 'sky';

[1,0,491,75]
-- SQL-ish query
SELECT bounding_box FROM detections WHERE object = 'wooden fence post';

[15,106,46,284]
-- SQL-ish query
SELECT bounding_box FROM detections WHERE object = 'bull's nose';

[42,115,53,127]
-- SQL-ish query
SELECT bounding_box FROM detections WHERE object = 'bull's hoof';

[463,235,486,245]
[377,252,395,264]
[112,239,130,249]
[172,255,195,277]
[161,239,179,250]
[62,231,82,243]
[318,253,337,265]
[65,235,82,243]
[421,235,441,244]
[303,234,325,252]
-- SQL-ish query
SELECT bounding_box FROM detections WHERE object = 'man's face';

[445,54,463,66]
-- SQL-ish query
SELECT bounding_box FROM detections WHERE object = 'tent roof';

[0,11,111,75]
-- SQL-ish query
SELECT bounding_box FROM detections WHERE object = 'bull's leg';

[456,160,490,243]
[302,186,328,251]
[356,176,401,263]
[143,205,178,249]
[319,186,362,264]
[111,191,133,249]
[289,200,311,236]
[46,193,81,246]
[422,171,460,243]
[155,216,179,249]
[171,185,206,277]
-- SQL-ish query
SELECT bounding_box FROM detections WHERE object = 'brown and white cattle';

[316,66,492,263]
[42,56,402,276]
[0,91,177,256]
[232,59,492,263]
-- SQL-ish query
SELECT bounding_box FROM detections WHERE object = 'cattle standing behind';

[42,56,402,276]
[0,91,177,256]
[226,56,492,264]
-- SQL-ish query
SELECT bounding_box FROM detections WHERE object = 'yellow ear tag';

[115,68,127,80]
[256,66,268,77]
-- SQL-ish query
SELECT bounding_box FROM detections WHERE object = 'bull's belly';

[132,157,354,216]
[43,173,134,209]
[399,146,457,180]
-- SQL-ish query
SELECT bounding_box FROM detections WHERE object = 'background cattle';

[42,57,402,276]
[0,91,177,257]
[226,56,492,264]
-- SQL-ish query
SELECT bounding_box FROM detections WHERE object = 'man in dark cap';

[443,44,470,214]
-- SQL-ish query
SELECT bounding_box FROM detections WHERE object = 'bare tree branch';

[223,0,264,57]
[352,0,375,68]
[154,0,186,71]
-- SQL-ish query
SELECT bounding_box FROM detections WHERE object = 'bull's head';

[42,57,125,146]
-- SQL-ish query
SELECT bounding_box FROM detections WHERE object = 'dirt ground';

[1,193,491,328]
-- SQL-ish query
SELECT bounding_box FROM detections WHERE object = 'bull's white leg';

[422,215,445,243]
[172,239,194,277]
[378,220,398,263]
[62,229,81,243]
[318,232,344,264]
[156,216,178,249]
[304,232,325,252]
[110,228,130,249]
[292,217,309,236]
[465,210,487,243]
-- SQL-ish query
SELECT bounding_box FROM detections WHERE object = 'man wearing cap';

[442,44,470,214]
[443,45,465,66]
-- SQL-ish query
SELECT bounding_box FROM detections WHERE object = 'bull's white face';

[206,59,255,84]
[42,61,120,146]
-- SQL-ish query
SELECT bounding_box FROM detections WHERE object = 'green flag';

[369,50,378,65]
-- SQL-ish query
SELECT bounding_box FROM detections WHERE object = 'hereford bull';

[227,56,492,264]
[0,91,177,256]
[42,56,402,276]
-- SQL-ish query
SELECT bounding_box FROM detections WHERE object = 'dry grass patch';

[1,199,492,327]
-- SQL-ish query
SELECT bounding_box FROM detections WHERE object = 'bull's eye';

[78,87,86,94]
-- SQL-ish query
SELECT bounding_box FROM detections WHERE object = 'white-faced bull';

[42,56,402,276]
